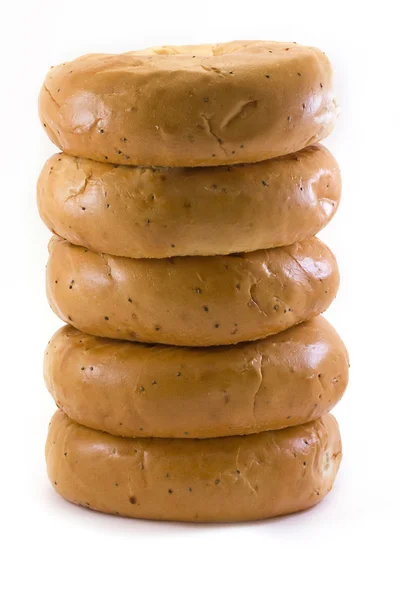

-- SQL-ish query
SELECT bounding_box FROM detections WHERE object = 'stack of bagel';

[38,40,348,522]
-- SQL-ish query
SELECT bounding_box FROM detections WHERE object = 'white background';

[2,1,399,598]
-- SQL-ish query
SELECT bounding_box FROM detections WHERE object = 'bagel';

[38,145,341,258]
[46,410,342,522]
[39,41,337,167]
[46,236,339,346]
[44,317,348,438]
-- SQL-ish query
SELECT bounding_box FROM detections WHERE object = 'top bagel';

[39,41,337,167]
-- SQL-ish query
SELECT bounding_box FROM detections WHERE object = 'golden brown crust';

[37,145,341,258]
[46,236,339,346]
[46,410,342,522]
[44,317,348,438]
[39,41,337,167]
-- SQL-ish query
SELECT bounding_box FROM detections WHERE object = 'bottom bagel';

[46,411,342,522]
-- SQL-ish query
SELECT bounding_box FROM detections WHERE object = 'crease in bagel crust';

[234,447,259,496]
[201,115,227,155]
[98,252,116,282]
[251,351,265,422]
[64,171,94,203]
[43,84,61,109]
[281,247,316,289]
[248,281,269,319]
[221,99,258,130]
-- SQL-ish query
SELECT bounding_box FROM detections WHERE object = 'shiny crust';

[46,410,342,522]
[37,145,341,258]
[39,41,337,167]
[44,317,349,438]
[46,236,339,346]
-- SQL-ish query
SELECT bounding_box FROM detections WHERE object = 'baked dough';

[39,41,337,167]
[38,145,341,258]
[44,317,348,438]
[46,410,341,522]
[46,236,339,346]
